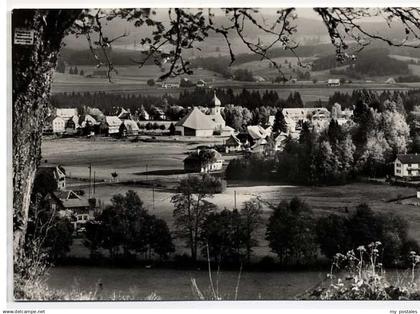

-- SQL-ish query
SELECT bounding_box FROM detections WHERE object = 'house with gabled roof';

[119,119,140,137]
[175,107,216,136]
[184,149,224,173]
[46,190,95,230]
[224,134,242,152]
[395,154,420,179]
[102,116,122,135]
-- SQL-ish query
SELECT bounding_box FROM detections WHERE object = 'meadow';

[42,137,420,260]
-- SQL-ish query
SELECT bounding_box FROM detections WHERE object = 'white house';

[327,79,341,86]
[56,108,78,120]
[394,154,420,179]
[52,116,66,134]
[183,149,224,173]
[104,116,122,135]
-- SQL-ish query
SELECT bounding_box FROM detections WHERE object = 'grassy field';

[42,137,420,260]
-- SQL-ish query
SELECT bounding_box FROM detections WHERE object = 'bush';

[309,242,420,300]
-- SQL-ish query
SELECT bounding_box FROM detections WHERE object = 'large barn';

[175,107,216,136]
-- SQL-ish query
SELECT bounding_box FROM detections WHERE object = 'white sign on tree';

[14,28,35,45]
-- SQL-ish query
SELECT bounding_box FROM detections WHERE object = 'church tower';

[210,90,221,115]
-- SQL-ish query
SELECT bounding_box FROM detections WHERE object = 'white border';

[3,1,420,313]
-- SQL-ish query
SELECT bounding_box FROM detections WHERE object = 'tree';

[147,78,155,86]
[86,190,174,260]
[240,198,263,263]
[316,214,350,259]
[171,174,218,261]
[169,123,176,135]
[266,197,317,265]
[200,209,244,264]
[79,69,84,76]
[13,7,420,288]
[55,58,66,73]
[272,109,287,134]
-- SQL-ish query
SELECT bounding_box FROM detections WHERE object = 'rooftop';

[396,154,420,164]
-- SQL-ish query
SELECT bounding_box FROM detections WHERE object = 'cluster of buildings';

[43,106,170,137]
[36,163,96,232]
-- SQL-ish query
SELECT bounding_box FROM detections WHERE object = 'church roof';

[175,108,216,130]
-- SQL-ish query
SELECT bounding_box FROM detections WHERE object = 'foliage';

[226,154,276,181]
[84,190,174,259]
[233,69,254,82]
[316,204,419,267]
[266,197,317,265]
[201,209,244,264]
[171,174,219,261]
[240,198,263,263]
[272,109,288,134]
[310,242,420,300]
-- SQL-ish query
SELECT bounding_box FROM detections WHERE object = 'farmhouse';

[118,108,132,120]
[46,190,94,230]
[119,119,140,136]
[102,116,122,135]
[175,108,216,136]
[327,78,341,86]
[138,106,150,120]
[184,149,224,173]
[394,154,420,179]
[224,134,242,152]
[36,163,66,191]
[386,77,396,84]
[65,115,80,135]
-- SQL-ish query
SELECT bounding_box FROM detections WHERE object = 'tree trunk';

[12,9,81,265]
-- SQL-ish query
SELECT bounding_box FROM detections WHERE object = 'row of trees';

[267,198,418,267]
[24,177,419,269]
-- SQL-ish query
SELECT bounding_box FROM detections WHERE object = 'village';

[37,88,420,242]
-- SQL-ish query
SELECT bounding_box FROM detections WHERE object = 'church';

[175,92,235,136]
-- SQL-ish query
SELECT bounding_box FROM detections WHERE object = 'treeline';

[51,88,305,114]
[27,185,419,269]
[178,88,304,110]
[267,198,418,267]
[326,89,420,113]
[58,47,157,66]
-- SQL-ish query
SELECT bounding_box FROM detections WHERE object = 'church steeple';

[211,91,221,115]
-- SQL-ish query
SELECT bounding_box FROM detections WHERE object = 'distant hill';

[312,48,410,78]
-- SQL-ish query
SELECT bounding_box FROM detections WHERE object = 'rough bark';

[12,9,81,265]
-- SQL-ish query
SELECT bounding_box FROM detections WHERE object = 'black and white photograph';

[7,1,420,309]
